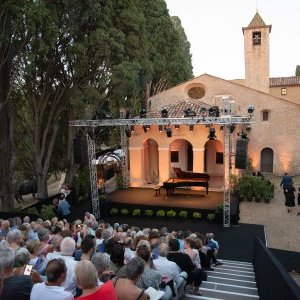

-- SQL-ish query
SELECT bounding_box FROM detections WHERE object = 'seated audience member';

[183,237,201,268]
[91,253,114,285]
[0,244,32,300]
[30,258,73,300]
[148,231,160,259]
[6,228,23,250]
[193,237,214,271]
[58,237,78,295]
[0,220,10,241]
[95,229,103,247]
[112,257,149,300]
[14,247,42,284]
[75,259,117,300]
[168,239,205,296]
[176,231,185,251]
[97,227,113,253]
[37,228,52,257]
[84,212,96,227]
[109,243,127,278]
[26,240,44,272]
[153,243,187,298]
[80,235,96,261]
[29,222,39,241]
[205,233,223,266]
[123,236,135,263]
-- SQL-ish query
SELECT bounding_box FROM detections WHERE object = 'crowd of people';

[0,212,223,299]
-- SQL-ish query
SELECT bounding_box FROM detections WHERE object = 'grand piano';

[162,168,210,196]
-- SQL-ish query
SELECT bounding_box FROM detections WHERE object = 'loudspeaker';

[73,137,82,164]
[235,138,248,169]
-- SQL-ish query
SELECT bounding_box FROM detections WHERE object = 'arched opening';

[170,139,193,173]
[204,139,224,176]
[142,139,159,184]
[260,148,273,173]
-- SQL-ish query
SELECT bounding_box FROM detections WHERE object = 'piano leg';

[206,186,209,196]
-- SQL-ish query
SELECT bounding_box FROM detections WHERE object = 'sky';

[165,0,300,79]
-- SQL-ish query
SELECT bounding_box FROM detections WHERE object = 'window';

[281,87,287,95]
[262,111,269,121]
[170,151,179,163]
[252,31,261,45]
[216,152,224,164]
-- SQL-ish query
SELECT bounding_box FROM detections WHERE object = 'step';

[209,267,255,276]
[205,271,256,282]
[214,264,254,272]
[218,260,253,268]
[202,281,258,295]
[187,288,260,300]
[207,275,257,288]
[184,295,223,300]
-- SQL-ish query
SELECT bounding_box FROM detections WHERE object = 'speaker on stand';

[235,138,248,169]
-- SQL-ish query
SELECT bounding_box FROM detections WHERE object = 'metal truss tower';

[86,133,100,219]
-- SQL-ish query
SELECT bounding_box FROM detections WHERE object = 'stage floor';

[109,187,224,210]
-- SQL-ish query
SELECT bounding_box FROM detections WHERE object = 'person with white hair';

[84,212,96,226]
[58,237,77,295]
[91,253,113,285]
[6,229,23,250]
[0,244,32,300]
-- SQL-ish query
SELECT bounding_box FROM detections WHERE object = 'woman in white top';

[183,237,201,269]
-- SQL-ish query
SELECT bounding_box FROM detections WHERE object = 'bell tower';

[243,12,271,94]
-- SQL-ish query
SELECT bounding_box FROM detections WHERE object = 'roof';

[146,100,211,118]
[269,76,300,87]
[248,12,266,27]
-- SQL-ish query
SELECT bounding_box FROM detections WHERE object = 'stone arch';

[204,139,224,176]
[260,147,274,173]
[142,138,159,184]
[169,139,193,172]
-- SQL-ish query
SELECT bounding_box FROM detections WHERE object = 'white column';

[129,146,143,187]
[193,148,205,173]
[158,147,170,184]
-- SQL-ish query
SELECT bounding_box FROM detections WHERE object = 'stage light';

[184,108,196,118]
[208,127,216,140]
[161,109,168,118]
[143,125,150,133]
[238,131,248,139]
[189,124,194,132]
[200,107,207,118]
[159,125,163,132]
[208,106,220,117]
[246,124,251,133]
[140,108,147,118]
[247,105,254,117]
[130,125,135,132]
[165,127,172,138]
[125,127,131,138]
[174,124,180,130]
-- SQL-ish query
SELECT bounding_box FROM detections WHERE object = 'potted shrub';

[132,209,141,217]
[156,210,165,218]
[192,212,202,220]
[166,210,176,218]
[179,210,188,219]
[120,208,129,216]
[144,209,153,217]
[207,213,216,222]
[238,175,253,201]
[110,208,119,215]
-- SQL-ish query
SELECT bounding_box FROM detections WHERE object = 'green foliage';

[246,157,255,174]
[207,213,216,221]
[166,210,176,218]
[132,209,141,217]
[23,207,40,216]
[192,212,202,219]
[99,194,108,201]
[179,210,188,219]
[296,65,300,76]
[110,208,119,215]
[74,167,90,200]
[230,174,238,192]
[144,209,153,217]
[120,208,129,216]
[156,210,165,218]
[116,176,123,190]
[40,205,56,220]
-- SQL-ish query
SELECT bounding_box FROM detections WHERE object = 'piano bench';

[153,185,162,196]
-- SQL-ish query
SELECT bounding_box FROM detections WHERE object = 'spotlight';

[200,107,207,118]
[208,128,216,140]
[184,108,196,118]
[125,127,131,138]
[208,106,220,117]
[230,125,236,133]
[238,131,248,139]
[140,108,147,118]
[143,125,150,133]
[159,125,163,132]
[246,124,251,133]
[174,124,180,130]
[130,125,135,132]
[165,127,172,138]
[247,105,254,117]
[161,109,168,118]
[189,124,194,132]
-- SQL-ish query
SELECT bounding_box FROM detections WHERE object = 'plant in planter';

[238,175,253,201]
[24,207,40,216]
[178,210,188,219]
[132,209,141,217]
[166,210,176,218]
[110,208,119,215]
[144,209,153,217]
[207,213,216,222]
[120,208,129,216]
[192,212,202,219]
[156,210,165,218]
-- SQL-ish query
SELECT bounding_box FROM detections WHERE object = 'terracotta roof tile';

[248,12,266,27]
[269,76,300,87]
[146,100,211,118]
